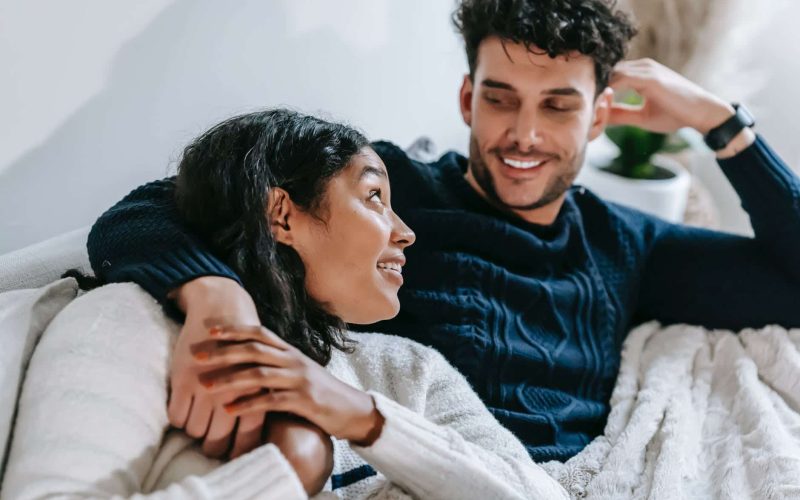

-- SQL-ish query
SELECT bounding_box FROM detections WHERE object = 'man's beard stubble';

[467,135,585,213]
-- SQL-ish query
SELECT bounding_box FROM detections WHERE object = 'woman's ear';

[267,188,294,245]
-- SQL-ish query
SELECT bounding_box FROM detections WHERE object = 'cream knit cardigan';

[1,284,566,500]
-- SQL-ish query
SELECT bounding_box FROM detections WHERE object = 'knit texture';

[87,136,800,462]
[1,284,306,500]
[541,321,800,499]
[2,284,566,499]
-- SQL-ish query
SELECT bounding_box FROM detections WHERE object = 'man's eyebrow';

[542,87,582,97]
[358,165,387,180]
[481,78,516,91]
[481,80,582,98]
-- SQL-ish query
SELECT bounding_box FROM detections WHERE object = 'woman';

[2,109,567,499]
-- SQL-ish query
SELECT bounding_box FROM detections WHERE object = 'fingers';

[193,340,293,369]
[185,395,213,439]
[201,365,298,394]
[225,389,299,417]
[229,413,265,459]
[201,408,237,458]
[608,71,653,96]
[203,321,292,350]
[607,102,648,127]
[608,58,667,94]
[167,389,192,428]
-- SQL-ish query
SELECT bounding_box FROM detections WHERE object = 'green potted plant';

[603,126,679,180]
[578,89,692,222]
[578,125,691,222]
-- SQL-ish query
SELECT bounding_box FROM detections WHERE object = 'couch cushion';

[0,277,80,475]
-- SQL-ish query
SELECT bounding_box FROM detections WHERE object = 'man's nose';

[511,105,545,152]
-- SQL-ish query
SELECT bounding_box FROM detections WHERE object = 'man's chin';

[492,183,546,207]
[494,193,547,212]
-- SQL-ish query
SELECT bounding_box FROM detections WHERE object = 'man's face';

[460,37,611,221]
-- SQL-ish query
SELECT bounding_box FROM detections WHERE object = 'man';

[89,0,800,464]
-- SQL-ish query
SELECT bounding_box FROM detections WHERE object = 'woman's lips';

[377,264,404,286]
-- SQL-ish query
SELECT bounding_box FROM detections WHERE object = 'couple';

[3,109,564,499]
[7,0,800,497]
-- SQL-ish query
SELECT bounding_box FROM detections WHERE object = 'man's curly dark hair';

[453,0,637,94]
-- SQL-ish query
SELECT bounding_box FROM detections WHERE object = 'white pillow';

[0,278,79,473]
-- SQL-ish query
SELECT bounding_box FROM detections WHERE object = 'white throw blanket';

[541,322,800,500]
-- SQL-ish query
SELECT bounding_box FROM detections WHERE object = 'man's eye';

[369,189,383,203]
[546,102,575,112]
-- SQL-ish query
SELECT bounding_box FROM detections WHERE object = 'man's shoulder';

[570,185,667,246]
[371,140,465,210]
[371,140,440,177]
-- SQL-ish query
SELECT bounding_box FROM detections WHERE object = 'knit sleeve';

[350,349,568,500]
[635,136,800,330]
[87,178,241,304]
[1,284,305,500]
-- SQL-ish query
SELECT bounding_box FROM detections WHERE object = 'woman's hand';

[168,277,269,458]
[193,324,385,446]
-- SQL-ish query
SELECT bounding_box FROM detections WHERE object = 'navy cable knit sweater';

[88,136,800,462]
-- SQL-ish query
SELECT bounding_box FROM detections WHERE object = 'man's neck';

[463,170,565,226]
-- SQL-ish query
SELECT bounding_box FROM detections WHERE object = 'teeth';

[377,262,402,274]
[502,157,543,169]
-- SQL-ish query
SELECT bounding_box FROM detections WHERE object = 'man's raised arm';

[608,60,800,329]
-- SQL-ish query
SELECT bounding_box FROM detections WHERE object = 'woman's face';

[276,147,415,324]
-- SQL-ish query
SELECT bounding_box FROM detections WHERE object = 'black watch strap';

[703,103,755,151]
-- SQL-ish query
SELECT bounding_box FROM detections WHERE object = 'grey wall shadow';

[0,0,431,254]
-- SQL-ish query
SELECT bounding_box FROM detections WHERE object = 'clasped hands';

[166,276,382,494]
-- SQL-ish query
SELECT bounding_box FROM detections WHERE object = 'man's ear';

[267,187,294,245]
[459,74,474,126]
[589,87,614,141]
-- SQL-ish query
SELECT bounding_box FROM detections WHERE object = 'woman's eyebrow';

[358,165,388,180]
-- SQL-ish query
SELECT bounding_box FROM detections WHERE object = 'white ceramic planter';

[575,154,691,223]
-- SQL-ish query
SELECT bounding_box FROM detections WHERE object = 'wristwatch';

[703,103,755,151]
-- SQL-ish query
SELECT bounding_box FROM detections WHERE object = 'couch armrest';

[0,227,92,293]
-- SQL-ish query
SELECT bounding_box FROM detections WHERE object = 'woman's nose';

[391,212,416,248]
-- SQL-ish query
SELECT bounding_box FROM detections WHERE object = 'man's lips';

[501,157,545,169]
[495,153,553,178]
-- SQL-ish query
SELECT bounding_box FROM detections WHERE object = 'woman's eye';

[369,189,383,203]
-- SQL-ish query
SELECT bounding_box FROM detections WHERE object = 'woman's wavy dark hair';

[453,0,637,94]
[175,109,369,366]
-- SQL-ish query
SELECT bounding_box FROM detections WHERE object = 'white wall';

[687,0,800,234]
[2,0,799,254]
[0,0,468,254]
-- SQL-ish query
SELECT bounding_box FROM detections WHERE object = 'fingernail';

[194,351,209,361]
[209,326,224,337]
